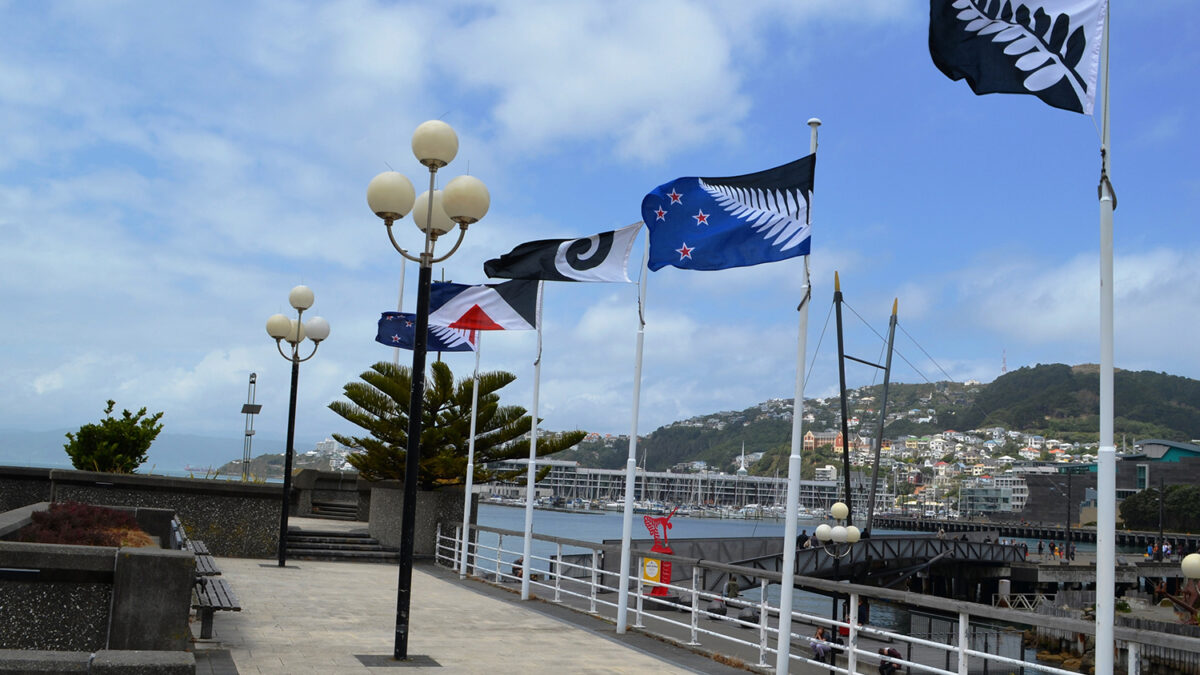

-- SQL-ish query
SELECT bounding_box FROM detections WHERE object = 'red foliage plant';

[16,501,155,547]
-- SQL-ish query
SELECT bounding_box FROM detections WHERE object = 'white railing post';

[496,534,503,581]
[848,592,859,675]
[436,523,442,564]
[554,542,563,603]
[758,578,770,667]
[1127,642,1140,675]
[958,611,969,675]
[589,550,599,614]
[635,572,645,628]
[688,566,700,646]
[454,525,461,570]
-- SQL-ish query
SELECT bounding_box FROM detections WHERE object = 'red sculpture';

[642,507,679,597]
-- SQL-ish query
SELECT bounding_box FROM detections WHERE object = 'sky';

[1,1,1197,464]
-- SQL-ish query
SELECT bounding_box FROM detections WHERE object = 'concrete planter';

[365,481,475,558]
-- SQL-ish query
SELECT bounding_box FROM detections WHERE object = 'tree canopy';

[329,360,585,490]
[64,400,164,473]
[1119,485,1200,532]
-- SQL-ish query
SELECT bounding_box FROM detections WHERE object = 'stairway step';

[288,535,377,544]
[285,542,395,552]
[289,530,372,538]
[307,513,359,521]
[286,548,401,561]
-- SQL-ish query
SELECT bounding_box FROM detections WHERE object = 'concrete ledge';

[48,469,277,498]
[0,541,117,572]
[0,649,194,674]
[92,650,195,674]
[0,501,49,539]
[0,649,89,673]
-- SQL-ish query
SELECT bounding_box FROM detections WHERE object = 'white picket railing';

[434,524,1200,675]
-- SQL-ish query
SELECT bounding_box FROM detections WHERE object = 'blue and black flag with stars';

[641,154,814,272]
[375,311,476,352]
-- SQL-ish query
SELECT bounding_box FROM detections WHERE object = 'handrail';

[466,523,1200,654]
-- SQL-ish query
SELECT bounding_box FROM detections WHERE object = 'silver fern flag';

[641,155,815,272]
[929,0,1106,114]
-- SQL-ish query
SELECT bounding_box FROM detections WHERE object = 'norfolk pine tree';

[330,360,585,490]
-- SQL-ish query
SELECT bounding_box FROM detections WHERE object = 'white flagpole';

[393,258,406,366]
[775,118,819,675]
[616,230,649,634]
[520,281,545,601]
[459,333,483,578]
[1095,5,1115,674]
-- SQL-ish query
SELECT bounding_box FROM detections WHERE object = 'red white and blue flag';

[428,280,539,332]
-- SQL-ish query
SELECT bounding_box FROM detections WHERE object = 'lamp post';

[1156,476,1165,562]
[265,285,331,567]
[814,501,861,622]
[1183,553,1200,621]
[366,120,489,661]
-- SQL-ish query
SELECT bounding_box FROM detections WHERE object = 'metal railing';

[435,524,1200,674]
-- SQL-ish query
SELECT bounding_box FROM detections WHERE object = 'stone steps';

[286,530,398,563]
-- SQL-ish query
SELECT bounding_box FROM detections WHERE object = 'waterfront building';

[483,459,894,511]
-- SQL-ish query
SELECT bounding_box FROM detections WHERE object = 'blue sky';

[1,1,1196,457]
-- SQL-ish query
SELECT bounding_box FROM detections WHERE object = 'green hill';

[558,364,1200,472]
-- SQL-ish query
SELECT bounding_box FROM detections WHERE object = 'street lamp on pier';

[265,285,331,568]
[365,120,490,662]
[814,501,861,622]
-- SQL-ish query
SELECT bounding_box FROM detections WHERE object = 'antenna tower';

[1001,349,1007,374]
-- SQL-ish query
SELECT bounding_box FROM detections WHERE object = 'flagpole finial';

[834,270,840,292]
[892,298,898,316]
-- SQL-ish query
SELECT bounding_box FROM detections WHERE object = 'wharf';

[193,517,744,674]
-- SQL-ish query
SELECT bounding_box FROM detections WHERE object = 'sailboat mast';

[833,272,854,523]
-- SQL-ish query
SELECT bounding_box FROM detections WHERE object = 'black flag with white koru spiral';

[929,0,1106,114]
[483,223,641,283]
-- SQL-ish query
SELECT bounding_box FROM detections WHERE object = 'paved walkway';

[194,518,746,674]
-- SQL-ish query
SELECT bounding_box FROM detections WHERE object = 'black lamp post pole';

[277,339,300,567]
[394,213,435,661]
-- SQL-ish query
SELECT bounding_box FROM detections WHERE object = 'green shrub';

[64,400,164,473]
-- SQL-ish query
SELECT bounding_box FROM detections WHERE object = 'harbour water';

[477,503,917,630]
[476,503,1146,636]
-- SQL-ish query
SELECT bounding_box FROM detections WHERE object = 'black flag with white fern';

[930,0,1106,114]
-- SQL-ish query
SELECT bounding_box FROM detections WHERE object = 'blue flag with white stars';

[641,154,815,271]
[375,312,476,352]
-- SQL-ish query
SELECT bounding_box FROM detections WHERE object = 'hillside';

[559,364,1200,472]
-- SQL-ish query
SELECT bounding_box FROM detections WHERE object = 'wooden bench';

[183,539,210,555]
[171,517,240,638]
[192,577,241,639]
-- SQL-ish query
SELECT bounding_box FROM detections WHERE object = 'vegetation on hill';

[560,364,1200,473]
[1118,485,1200,532]
[958,364,1200,442]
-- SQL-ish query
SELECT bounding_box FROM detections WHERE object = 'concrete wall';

[0,540,194,652]
[0,466,52,513]
[292,470,365,520]
[367,482,470,557]
[0,467,280,558]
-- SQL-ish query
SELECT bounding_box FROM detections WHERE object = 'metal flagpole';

[520,281,545,601]
[775,117,819,675]
[393,258,406,367]
[616,231,649,634]
[459,333,482,578]
[864,299,897,536]
[1095,5,1115,673]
